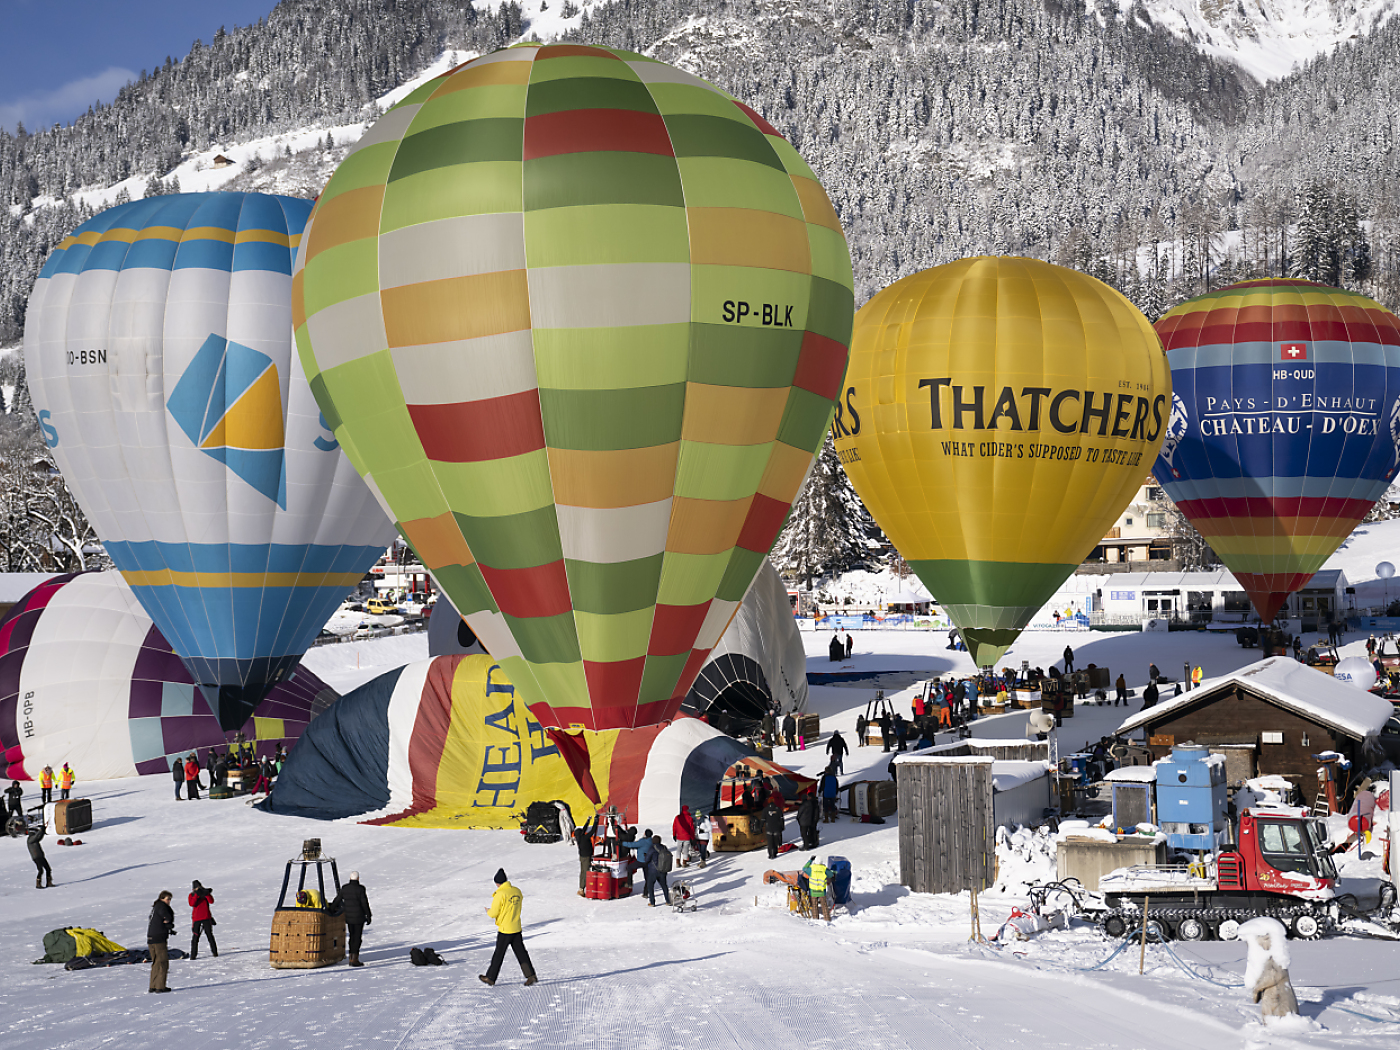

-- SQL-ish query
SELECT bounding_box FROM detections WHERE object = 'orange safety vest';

[1191,666,1203,685]
[40,769,53,788]
[60,768,74,789]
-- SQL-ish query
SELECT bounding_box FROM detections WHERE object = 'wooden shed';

[1113,657,1391,794]
[895,740,1051,894]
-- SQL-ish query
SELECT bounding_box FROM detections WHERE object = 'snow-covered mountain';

[1122,0,1400,80]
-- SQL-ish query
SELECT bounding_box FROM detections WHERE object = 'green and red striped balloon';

[293,44,853,731]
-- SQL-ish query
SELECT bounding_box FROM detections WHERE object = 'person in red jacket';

[184,755,202,801]
[188,880,218,958]
[672,805,696,867]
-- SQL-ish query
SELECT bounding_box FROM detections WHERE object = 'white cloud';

[0,66,137,132]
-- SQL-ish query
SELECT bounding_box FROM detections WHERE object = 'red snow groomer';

[1097,806,1398,941]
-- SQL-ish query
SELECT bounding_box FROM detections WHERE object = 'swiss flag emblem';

[1280,342,1308,360]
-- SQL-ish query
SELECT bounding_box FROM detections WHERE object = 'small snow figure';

[1239,917,1298,1021]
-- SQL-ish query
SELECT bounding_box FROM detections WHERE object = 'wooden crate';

[269,909,346,969]
[796,713,820,742]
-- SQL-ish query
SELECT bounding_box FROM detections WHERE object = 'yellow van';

[366,598,396,616]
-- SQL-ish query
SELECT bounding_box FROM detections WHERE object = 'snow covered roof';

[1096,570,1241,588]
[1104,765,1157,783]
[991,760,1050,791]
[1113,657,1393,741]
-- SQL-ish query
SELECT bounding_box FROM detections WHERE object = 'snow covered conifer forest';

[4,0,1400,338]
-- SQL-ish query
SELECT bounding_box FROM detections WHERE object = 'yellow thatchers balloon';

[833,257,1170,666]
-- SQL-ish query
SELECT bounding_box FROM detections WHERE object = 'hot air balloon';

[1153,279,1400,622]
[24,193,398,731]
[0,572,337,781]
[833,257,1171,667]
[292,44,853,731]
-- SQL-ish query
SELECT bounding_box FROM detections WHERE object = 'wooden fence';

[896,756,994,894]
[916,739,1050,762]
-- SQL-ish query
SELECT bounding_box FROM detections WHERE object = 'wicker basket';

[269,908,345,969]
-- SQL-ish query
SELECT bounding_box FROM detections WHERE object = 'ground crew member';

[855,713,868,746]
[39,765,54,805]
[764,796,785,859]
[330,871,372,967]
[59,763,75,800]
[801,857,830,919]
[4,780,22,821]
[480,869,536,987]
[782,712,797,751]
[29,819,52,888]
[1114,674,1128,706]
[1192,665,1204,689]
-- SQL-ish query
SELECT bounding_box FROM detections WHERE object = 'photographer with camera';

[188,880,218,958]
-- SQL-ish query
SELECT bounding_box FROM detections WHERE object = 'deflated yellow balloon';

[832,257,1171,666]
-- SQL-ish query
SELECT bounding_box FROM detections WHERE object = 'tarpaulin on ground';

[38,927,125,964]
[262,656,777,829]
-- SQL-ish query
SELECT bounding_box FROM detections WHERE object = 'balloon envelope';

[24,192,398,730]
[1377,562,1396,580]
[1154,279,1400,622]
[834,257,1170,666]
[0,572,337,781]
[293,44,853,731]
[1333,656,1378,691]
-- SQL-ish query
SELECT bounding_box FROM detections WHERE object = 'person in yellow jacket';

[1191,665,1204,690]
[59,764,75,800]
[479,868,537,987]
[39,766,54,805]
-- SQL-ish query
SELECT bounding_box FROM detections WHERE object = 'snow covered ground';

[4,626,1400,1047]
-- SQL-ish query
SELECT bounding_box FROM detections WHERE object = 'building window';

[1125,517,1134,526]
[1147,513,1165,528]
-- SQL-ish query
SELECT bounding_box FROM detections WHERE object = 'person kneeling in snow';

[480,869,536,987]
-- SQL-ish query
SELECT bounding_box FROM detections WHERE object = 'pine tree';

[770,434,877,588]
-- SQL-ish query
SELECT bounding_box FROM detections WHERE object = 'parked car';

[366,598,397,615]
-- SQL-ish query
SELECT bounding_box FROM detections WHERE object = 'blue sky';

[1,1,281,132]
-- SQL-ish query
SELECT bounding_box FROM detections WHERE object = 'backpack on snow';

[410,947,445,966]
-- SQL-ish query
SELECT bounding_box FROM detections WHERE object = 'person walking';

[1063,645,1075,674]
[782,711,797,752]
[188,881,218,959]
[855,713,868,747]
[693,811,710,868]
[4,780,22,822]
[649,836,673,906]
[147,891,175,993]
[28,818,53,888]
[172,758,185,801]
[845,631,854,659]
[764,796,785,859]
[184,754,202,800]
[1114,673,1128,707]
[330,871,372,967]
[480,869,536,987]
[572,815,596,896]
[825,730,848,775]
[39,765,54,805]
[59,763,75,800]
[796,789,819,850]
[672,805,697,867]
